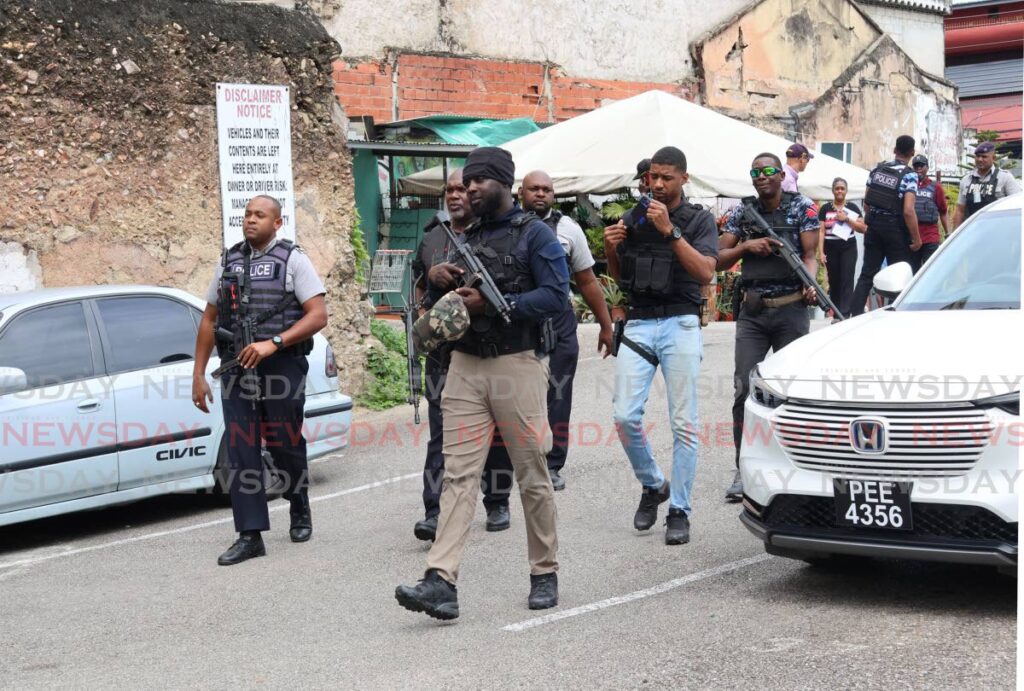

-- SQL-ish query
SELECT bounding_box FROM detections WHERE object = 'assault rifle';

[440,223,513,325]
[740,204,845,321]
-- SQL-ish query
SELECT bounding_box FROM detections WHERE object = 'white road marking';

[0,472,419,572]
[502,553,772,632]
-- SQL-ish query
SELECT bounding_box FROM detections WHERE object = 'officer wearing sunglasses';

[717,152,820,502]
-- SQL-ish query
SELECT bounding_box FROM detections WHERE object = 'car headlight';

[749,365,788,409]
[972,391,1020,416]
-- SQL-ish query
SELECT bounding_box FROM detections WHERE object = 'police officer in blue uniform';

[850,135,922,315]
[192,194,328,565]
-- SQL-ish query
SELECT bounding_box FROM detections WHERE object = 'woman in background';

[817,177,866,319]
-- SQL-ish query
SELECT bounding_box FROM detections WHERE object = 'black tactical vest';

[455,212,539,357]
[865,161,909,213]
[740,193,803,284]
[964,171,999,218]
[617,201,704,305]
[914,180,940,223]
[216,239,307,348]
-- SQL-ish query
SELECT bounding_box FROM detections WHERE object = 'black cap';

[911,154,928,167]
[633,158,651,180]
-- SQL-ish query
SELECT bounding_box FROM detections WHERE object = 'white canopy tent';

[398,90,869,200]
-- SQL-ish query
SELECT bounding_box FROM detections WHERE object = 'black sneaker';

[549,469,566,491]
[665,508,690,545]
[485,504,510,532]
[528,573,558,610]
[725,470,743,503]
[414,515,438,541]
[395,569,459,621]
[634,481,670,531]
[217,532,266,566]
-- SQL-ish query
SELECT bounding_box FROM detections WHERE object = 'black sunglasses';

[749,166,781,179]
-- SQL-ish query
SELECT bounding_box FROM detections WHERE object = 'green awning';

[413,116,540,146]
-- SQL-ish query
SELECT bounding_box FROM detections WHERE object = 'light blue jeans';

[612,314,703,514]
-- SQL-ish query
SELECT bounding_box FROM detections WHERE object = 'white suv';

[0,285,352,527]
[740,194,1021,572]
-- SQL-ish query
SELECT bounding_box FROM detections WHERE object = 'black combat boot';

[414,515,438,541]
[665,507,690,545]
[486,504,510,532]
[633,481,670,531]
[395,569,460,621]
[528,573,558,610]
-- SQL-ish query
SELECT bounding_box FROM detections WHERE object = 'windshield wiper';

[939,297,969,310]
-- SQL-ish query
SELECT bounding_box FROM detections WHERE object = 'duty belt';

[626,303,696,320]
[761,291,803,308]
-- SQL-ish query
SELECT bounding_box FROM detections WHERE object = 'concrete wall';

[859,4,947,76]
[321,0,751,82]
[697,0,882,121]
[796,38,961,172]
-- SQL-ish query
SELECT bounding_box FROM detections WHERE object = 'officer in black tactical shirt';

[718,153,820,502]
[192,195,328,565]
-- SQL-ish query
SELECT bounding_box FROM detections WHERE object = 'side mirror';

[873,262,914,301]
[0,366,28,395]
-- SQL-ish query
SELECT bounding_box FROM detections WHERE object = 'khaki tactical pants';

[427,350,558,583]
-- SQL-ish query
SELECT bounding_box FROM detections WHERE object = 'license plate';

[833,479,913,531]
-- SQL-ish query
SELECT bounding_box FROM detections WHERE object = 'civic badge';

[849,417,888,455]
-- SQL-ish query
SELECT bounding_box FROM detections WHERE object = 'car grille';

[773,402,994,478]
[762,494,1018,544]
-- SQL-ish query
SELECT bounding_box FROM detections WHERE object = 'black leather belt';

[627,303,698,320]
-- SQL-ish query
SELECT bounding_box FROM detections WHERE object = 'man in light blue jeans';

[603,146,719,545]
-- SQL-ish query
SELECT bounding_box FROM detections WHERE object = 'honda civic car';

[739,194,1021,572]
[0,285,352,527]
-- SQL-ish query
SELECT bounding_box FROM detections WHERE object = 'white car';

[0,285,352,528]
[740,194,1021,572]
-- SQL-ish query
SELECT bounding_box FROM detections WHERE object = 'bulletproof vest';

[965,172,999,218]
[216,239,306,346]
[740,193,803,284]
[617,201,704,304]
[865,161,909,213]
[914,180,940,223]
[542,209,562,233]
[456,212,539,357]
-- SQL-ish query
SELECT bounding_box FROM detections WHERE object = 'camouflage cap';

[412,291,470,354]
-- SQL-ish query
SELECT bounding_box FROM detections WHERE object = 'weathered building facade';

[283,0,959,170]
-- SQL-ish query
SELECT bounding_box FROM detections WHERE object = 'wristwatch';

[271,335,285,350]
[667,226,684,242]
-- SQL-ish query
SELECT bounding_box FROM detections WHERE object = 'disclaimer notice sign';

[216,83,296,246]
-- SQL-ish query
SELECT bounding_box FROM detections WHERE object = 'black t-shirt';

[817,201,863,240]
[620,200,719,309]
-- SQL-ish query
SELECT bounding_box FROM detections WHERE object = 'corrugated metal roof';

[859,0,951,14]
[946,59,1024,97]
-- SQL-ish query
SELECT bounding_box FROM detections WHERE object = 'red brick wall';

[333,53,692,124]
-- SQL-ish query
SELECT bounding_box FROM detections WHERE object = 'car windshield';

[896,208,1021,311]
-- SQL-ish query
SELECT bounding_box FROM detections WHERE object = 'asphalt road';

[0,323,1016,689]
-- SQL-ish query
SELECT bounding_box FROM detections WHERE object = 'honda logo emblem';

[849,418,887,454]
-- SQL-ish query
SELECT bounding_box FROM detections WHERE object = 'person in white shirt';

[817,177,866,319]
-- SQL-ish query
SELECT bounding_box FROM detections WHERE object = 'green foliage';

[350,208,370,284]
[585,226,606,259]
[716,271,741,317]
[600,194,638,222]
[599,273,627,308]
[572,292,593,323]
[356,319,418,410]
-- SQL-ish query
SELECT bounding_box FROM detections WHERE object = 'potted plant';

[600,273,628,322]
